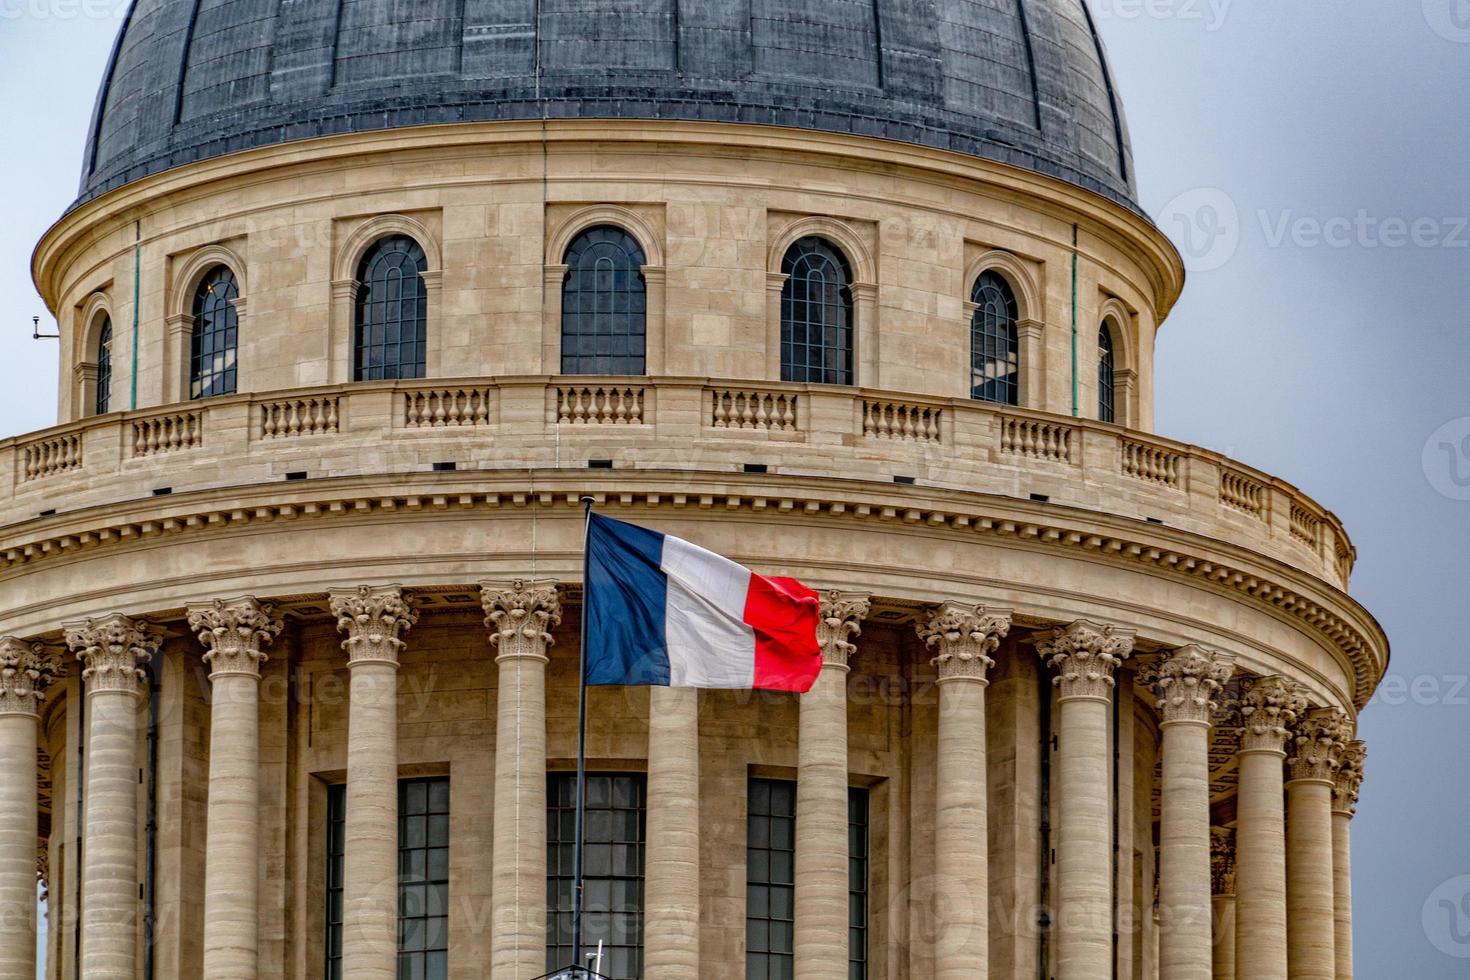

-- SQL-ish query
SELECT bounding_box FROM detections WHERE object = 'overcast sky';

[2,1,1468,975]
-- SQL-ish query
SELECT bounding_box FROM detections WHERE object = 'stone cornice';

[0,472,1385,708]
[917,603,1012,683]
[1155,644,1236,727]
[817,591,871,670]
[186,596,284,679]
[62,614,158,695]
[328,586,416,668]
[1036,619,1136,701]
[480,580,562,663]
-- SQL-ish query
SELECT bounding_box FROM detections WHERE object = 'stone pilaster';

[188,597,283,980]
[1037,620,1135,980]
[794,591,869,980]
[64,614,158,980]
[919,603,1011,980]
[1211,828,1237,980]
[1332,741,1365,980]
[1155,646,1234,980]
[481,580,560,980]
[329,587,417,980]
[0,638,62,980]
[1231,675,1306,980]
[1286,706,1351,980]
[644,686,700,977]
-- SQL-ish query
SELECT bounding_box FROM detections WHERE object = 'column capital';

[64,614,158,695]
[187,596,284,679]
[480,579,562,662]
[1211,827,1237,896]
[1036,619,1135,700]
[0,637,64,717]
[1288,706,1352,785]
[918,603,1012,683]
[1154,644,1235,726]
[1235,674,1307,755]
[817,591,871,670]
[328,586,417,668]
[1332,740,1366,817]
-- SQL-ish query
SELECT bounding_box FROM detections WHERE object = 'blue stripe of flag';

[584,513,672,686]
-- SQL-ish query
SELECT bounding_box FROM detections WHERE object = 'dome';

[79,0,1136,209]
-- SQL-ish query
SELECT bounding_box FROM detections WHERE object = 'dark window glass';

[970,270,1019,405]
[399,777,451,980]
[355,236,428,382]
[190,266,239,399]
[848,788,869,980]
[1098,323,1117,423]
[747,778,796,980]
[561,226,648,376]
[547,773,646,979]
[326,784,346,980]
[780,238,854,386]
[95,316,113,415]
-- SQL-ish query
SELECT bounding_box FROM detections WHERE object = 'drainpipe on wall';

[130,221,140,410]
[1070,223,1080,418]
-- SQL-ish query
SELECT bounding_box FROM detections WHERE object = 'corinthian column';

[188,598,283,980]
[918,603,1011,980]
[1154,646,1234,980]
[64,614,158,980]
[644,685,701,977]
[793,591,869,980]
[329,586,417,980]
[0,639,61,980]
[1232,675,1305,980]
[1286,706,1350,980]
[1210,828,1237,980]
[1332,741,1365,980]
[1036,620,1135,980]
[482,580,561,980]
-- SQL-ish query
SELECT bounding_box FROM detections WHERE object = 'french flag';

[583,513,822,691]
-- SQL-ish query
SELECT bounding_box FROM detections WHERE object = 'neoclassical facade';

[4,3,1384,979]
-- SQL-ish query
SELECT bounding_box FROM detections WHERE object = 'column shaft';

[0,714,38,980]
[83,687,143,979]
[1055,694,1113,977]
[1285,780,1336,979]
[793,661,849,980]
[934,677,988,976]
[343,660,401,979]
[202,673,262,978]
[1211,895,1236,980]
[1158,720,1214,980]
[1331,813,1353,980]
[1233,749,1288,980]
[644,687,700,976]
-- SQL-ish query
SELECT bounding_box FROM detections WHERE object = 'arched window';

[95,316,113,415]
[780,237,854,386]
[970,271,1019,405]
[1098,322,1117,423]
[190,266,239,399]
[355,236,428,382]
[561,226,647,375]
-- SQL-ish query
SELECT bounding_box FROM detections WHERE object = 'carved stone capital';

[1155,644,1235,726]
[1288,706,1353,784]
[1235,675,1308,754]
[1036,619,1135,701]
[481,580,562,663]
[0,638,64,717]
[1210,827,1237,896]
[328,586,416,668]
[187,596,284,679]
[919,603,1012,683]
[1333,740,1367,816]
[64,614,158,696]
[817,592,870,670]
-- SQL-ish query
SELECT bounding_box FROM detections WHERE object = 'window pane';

[190,267,240,400]
[95,316,113,415]
[325,784,347,979]
[780,238,854,386]
[970,271,1019,406]
[397,777,451,978]
[355,236,428,381]
[748,778,797,978]
[561,227,648,376]
[1098,323,1117,423]
[848,788,869,980]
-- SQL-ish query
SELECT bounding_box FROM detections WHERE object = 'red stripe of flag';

[745,574,822,692]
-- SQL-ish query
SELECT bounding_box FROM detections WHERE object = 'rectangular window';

[747,778,796,980]
[848,788,870,980]
[326,784,346,980]
[547,773,646,979]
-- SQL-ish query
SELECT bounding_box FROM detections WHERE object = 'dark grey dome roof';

[80,0,1136,209]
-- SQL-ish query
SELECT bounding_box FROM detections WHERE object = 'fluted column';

[794,592,869,980]
[1210,828,1237,980]
[1155,646,1234,980]
[1232,676,1305,980]
[188,598,283,980]
[1286,707,1350,980]
[330,586,417,980]
[1037,620,1136,980]
[64,615,158,980]
[1332,741,1365,980]
[482,580,561,980]
[919,603,1011,979]
[644,686,700,976]
[0,639,61,980]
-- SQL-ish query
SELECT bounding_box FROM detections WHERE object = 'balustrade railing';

[132,411,204,457]
[261,396,340,438]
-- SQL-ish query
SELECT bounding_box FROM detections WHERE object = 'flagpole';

[572,496,594,974]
